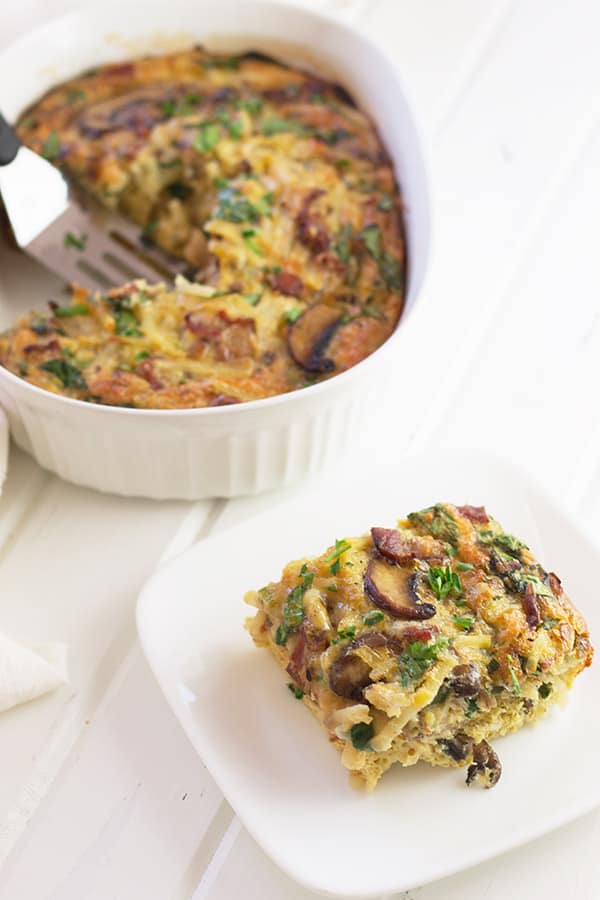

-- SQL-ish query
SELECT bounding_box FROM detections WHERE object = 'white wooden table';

[1,1,600,897]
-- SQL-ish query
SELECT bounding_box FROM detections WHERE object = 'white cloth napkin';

[0,633,69,712]
[0,408,69,710]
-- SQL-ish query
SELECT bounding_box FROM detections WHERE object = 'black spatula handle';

[0,113,20,166]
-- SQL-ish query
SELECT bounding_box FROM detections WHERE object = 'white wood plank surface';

[1,1,600,898]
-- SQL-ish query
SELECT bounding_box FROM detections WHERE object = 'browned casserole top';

[0,47,406,409]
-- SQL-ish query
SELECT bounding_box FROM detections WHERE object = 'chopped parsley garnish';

[332,626,357,644]
[378,195,394,211]
[161,94,201,117]
[135,351,150,361]
[428,565,462,601]
[53,303,89,318]
[214,187,272,223]
[242,229,264,255]
[202,55,240,70]
[283,307,303,324]
[193,122,220,153]
[408,504,459,546]
[478,528,527,559]
[215,109,243,139]
[260,117,303,136]
[64,231,87,251]
[335,158,351,171]
[506,655,521,695]
[333,223,353,264]
[360,222,382,259]
[41,131,60,160]
[363,609,384,626]
[244,292,262,306]
[542,617,559,630]
[66,89,86,103]
[326,538,352,575]
[431,685,450,705]
[274,564,314,645]
[236,97,263,114]
[456,562,474,572]
[512,572,554,600]
[465,698,479,718]
[327,584,338,592]
[398,638,449,688]
[113,307,141,337]
[349,722,374,751]
[539,682,552,699]
[453,613,474,632]
[40,358,87,390]
[287,683,304,700]
[17,361,28,376]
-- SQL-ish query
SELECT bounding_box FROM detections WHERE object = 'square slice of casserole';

[245,503,593,790]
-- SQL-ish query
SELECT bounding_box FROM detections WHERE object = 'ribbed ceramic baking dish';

[0,0,431,500]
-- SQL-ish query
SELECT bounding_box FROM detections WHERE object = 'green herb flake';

[193,122,220,154]
[327,584,338,593]
[215,109,243,139]
[378,195,394,211]
[66,89,86,103]
[17,361,28,376]
[333,626,357,643]
[242,228,264,256]
[428,565,462,601]
[431,685,450,706]
[506,655,521,695]
[408,504,459,546]
[465,698,479,718]
[41,131,60,160]
[40,358,87,390]
[64,231,87,251]
[349,722,374,751]
[333,223,353,264]
[283,307,303,324]
[276,565,315,645]
[53,303,89,318]
[244,292,262,307]
[287,683,304,700]
[135,351,150,362]
[326,538,352,576]
[202,56,240,70]
[542,617,559,630]
[335,158,351,171]
[236,97,263,115]
[456,562,475,572]
[363,609,384,626]
[453,613,474,632]
[398,638,449,688]
[360,222,382,260]
[260,117,303,136]
[539,682,552,699]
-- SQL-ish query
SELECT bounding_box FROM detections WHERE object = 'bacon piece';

[521,581,541,629]
[296,189,330,254]
[546,572,563,598]
[135,359,164,390]
[457,505,489,524]
[286,629,307,686]
[24,339,60,355]
[400,624,440,644]
[272,271,303,297]
[371,527,446,564]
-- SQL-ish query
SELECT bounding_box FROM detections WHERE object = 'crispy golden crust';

[1,48,406,408]
[245,503,593,790]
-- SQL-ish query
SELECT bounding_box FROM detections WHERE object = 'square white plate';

[137,451,599,898]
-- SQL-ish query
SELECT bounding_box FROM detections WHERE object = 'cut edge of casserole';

[245,503,593,791]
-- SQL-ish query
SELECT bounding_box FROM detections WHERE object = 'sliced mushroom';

[545,571,563,598]
[371,527,446,565]
[449,663,481,697]
[328,632,398,699]
[439,733,472,762]
[78,86,183,137]
[364,559,436,620]
[288,304,342,373]
[466,739,502,788]
[272,270,303,297]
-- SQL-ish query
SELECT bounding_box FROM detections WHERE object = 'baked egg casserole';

[0,48,405,408]
[246,503,593,790]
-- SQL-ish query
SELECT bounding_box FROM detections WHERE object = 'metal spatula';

[0,112,189,291]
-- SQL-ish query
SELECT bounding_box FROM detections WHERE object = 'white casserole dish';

[0,0,431,500]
